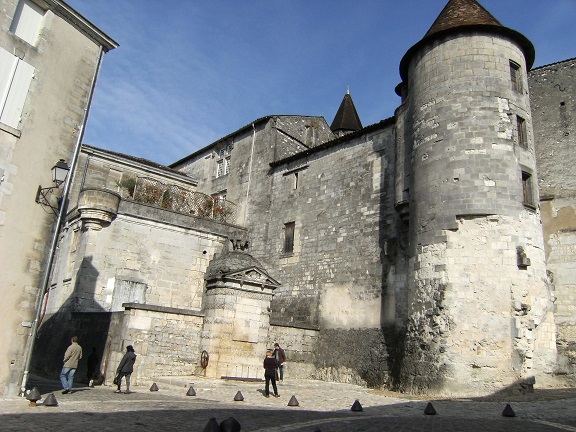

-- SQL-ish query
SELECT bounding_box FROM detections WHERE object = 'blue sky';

[65,1,576,166]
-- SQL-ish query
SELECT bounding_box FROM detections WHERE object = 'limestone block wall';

[46,211,224,316]
[107,307,204,383]
[530,59,576,381]
[201,285,274,380]
[250,124,401,387]
[267,324,319,379]
[398,32,554,395]
[0,1,111,395]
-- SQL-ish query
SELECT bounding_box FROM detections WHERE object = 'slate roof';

[399,0,535,82]
[424,0,502,37]
[330,92,363,133]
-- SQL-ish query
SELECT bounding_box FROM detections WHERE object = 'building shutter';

[0,48,34,129]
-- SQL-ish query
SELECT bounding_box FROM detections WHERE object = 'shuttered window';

[10,0,45,46]
[0,47,34,129]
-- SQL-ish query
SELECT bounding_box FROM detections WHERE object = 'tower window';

[283,222,295,255]
[517,116,527,148]
[510,61,522,93]
[521,171,534,207]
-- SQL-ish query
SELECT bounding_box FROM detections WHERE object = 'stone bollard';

[351,399,363,412]
[150,383,159,391]
[186,386,196,396]
[502,404,516,417]
[233,391,244,401]
[424,402,437,415]
[202,417,220,432]
[287,395,299,406]
[219,416,241,432]
[27,387,41,407]
[43,393,58,407]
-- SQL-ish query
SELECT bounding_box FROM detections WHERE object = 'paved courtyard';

[1,375,575,431]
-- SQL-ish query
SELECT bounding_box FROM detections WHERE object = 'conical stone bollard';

[150,382,159,391]
[201,417,220,432]
[27,387,42,407]
[351,399,363,412]
[502,404,516,417]
[43,393,58,407]
[186,386,196,396]
[219,416,242,432]
[424,402,437,415]
[287,395,299,406]
[233,391,244,401]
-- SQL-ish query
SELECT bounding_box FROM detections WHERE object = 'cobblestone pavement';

[1,375,575,431]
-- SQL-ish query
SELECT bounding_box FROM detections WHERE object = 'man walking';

[273,342,286,381]
[60,336,82,394]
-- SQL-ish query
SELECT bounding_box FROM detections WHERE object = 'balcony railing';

[118,176,237,223]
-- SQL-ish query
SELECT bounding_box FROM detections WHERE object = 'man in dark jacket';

[273,342,286,381]
[115,345,136,394]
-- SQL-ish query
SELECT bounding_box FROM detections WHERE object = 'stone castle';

[16,0,576,396]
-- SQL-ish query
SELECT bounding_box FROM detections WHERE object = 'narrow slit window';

[510,61,522,93]
[522,171,534,207]
[517,116,527,148]
[283,222,295,254]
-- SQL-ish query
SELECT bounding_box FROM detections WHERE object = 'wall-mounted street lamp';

[35,159,69,215]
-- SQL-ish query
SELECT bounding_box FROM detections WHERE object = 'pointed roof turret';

[330,89,363,135]
[399,0,534,82]
[424,0,502,38]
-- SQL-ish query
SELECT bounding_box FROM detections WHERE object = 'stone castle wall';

[397,33,555,394]
[530,59,576,382]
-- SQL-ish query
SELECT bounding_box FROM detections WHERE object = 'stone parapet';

[78,187,121,230]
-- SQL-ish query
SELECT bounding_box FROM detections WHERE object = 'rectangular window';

[10,0,45,46]
[216,159,224,178]
[522,171,534,207]
[293,172,299,190]
[283,222,295,255]
[510,61,522,93]
[224,156,231,175]
[0,47,34,129]
[517,116,527,148]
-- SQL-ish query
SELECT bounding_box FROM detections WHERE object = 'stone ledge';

[122,302,204,317]
[270,320,320,331]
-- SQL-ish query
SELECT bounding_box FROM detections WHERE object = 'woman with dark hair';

[114,345,136,394]
[263,349,279,398]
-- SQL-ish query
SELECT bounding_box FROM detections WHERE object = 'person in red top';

[263,349,279,398]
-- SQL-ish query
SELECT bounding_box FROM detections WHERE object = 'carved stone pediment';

[227,267,280,288]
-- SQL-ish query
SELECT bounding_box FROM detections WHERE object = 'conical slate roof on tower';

[424,0,502,37]
[399,0,534,81]
[330,91,363,134]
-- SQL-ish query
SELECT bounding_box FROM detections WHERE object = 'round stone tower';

[394,0,556,395]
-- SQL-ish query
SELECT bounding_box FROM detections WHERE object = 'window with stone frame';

[516,115,528,148]
[216,159,224,177]
[521,170,535,208]
[283,222,295,255]
[215,144,233,178]
[224,156,231,175]
[510,60,522,93]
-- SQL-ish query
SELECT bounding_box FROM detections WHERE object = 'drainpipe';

[19,45,105,396]
[243,122,256,226]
